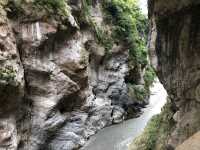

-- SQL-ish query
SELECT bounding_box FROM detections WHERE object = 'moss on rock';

[0,66,16,83]
[6,0,70,22]
[144,66,156,89]
[0,0,8,24]
[128,84,148,102]
[102,0,148,67]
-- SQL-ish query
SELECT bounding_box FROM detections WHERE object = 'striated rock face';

[149,0,200,148]
[175,131,200,150]
[0,0,148,150]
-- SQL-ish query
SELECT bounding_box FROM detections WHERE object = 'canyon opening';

[0,0,199,150]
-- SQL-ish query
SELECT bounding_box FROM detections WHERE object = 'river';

[81,80,167,150]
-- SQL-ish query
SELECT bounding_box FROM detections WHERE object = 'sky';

[138,0,148,15]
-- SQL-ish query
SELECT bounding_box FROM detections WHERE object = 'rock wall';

[0,0,148,150]
[175,131,200,150]
[149,0,200,148]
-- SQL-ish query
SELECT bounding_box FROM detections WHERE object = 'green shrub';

[128,84,148,102]
[7,0,69,19]
[144,66,156,89]
[81,0,148,60]
[86,0,93,5]
[81,0,148,61]
[91,22,114,52]
[33,0,69,17]
[102,0,148,66]
[0,66,16,82]
[101,0,152,102]
[80,0,92,24]
[81,0,114,53]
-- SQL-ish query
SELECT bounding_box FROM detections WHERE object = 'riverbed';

[81,80,167,150]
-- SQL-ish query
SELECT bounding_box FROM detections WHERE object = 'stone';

[175,132,200,150]
[149,0,200,148]
[112,106,125,124]
[0,1,149,149]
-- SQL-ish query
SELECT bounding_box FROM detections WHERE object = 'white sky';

[138,0,148,15]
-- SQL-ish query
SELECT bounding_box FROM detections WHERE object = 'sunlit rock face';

[149,0,200,148]
[0,0,147,149]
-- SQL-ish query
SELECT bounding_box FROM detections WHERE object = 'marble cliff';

[0,0,151,149]
[148,0,200,149]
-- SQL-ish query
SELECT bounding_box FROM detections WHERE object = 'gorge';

[0,0,200,150]
[82,80,167,150]
[0,0,153,149]
[130,0,200,149]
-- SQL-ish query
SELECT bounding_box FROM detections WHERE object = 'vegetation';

[128,84,148,102]
[0,66,16,82]
[81,0,114,53]
[102,0,148,66]
[81,0,150,67]
[102,0,155,98]
[7,0,155,103]
[33,0,69,17]
[91,22,114,52]
[7,0,70,19]
[144,65,156,89]
[129,99,175,150]
[80,0,92,24]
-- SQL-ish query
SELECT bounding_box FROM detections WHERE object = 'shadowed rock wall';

[149,0,200,148]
